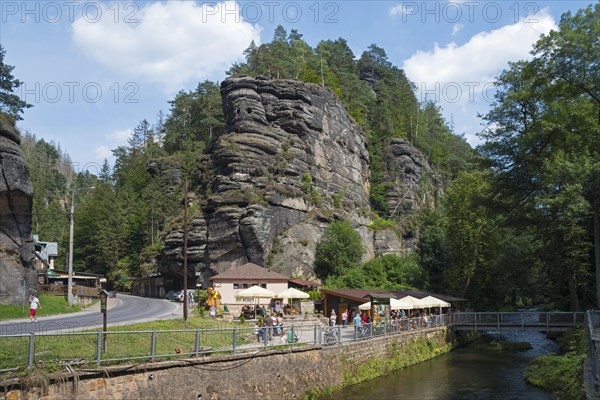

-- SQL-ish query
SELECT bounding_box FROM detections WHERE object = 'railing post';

[96,331,102,367]
[497,313,500,332]
[369,322,373,339]
[233,326,238,354]
[546,313,549,332]
[195,328,200,356]
[319,324,323,344]
[521,312,524,331]
[313,324,317,344]
[150,330,156,361]
[263,327,268,349]
[291,325,295,347]
[28,332,35,369]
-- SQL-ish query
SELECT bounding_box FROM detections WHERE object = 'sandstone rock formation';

[0,114,35,304]
[160,77,438,285]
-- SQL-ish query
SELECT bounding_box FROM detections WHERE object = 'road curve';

[0,294,182,336]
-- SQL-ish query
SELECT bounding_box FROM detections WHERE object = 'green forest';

[2,3,598,311]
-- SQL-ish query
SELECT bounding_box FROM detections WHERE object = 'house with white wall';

[209,263,289,312]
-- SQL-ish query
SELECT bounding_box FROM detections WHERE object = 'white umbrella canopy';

[235,285,276,300]
[359,300,410,311]
[390,298,414,310]
[398,295,423,308]
[277,287,310,299]
[416,296,451,308]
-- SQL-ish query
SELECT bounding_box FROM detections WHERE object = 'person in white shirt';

[29,294,41,323]
[341,311,348,328]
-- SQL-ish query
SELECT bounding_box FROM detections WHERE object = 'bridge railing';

[451,312,585,331]
[587,310,600,392]
[0,315,451,373]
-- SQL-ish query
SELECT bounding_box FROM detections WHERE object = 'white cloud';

[71,1,261,93]
[389,4,412,16]
[94,129,132,160]
[404,10,556,91]
[451,24,464,36]
[402,10,556,142]
[94,145,112,160]
[110,129,133,143]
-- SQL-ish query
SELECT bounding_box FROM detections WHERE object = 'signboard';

[99,290,109,313]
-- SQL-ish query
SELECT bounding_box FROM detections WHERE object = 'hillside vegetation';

[12,3,600,311]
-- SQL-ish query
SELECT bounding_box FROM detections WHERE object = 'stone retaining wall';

[0,327,459,400]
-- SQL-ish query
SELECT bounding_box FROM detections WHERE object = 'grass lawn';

[0,294,86,320]
[0,315,255,373]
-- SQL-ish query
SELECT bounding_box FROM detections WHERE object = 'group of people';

[253,312,285,342]
[328,308,441,331]
[329,309,373,328]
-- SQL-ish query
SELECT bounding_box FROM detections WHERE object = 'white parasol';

[278,287,310,310]
[416,296,451,308]
[390,298,415,310]
[397,295,423,308]
[235,285,276,318]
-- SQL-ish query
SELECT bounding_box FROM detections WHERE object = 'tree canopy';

[15,7,600,310]
[0,45,32,121]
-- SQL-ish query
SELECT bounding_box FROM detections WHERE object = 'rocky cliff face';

[160,77,438,284]
[380,138,441,253]
[0,115,35,304]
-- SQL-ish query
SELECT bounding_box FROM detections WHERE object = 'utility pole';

[67,186,94,306]
[183,180,189,321]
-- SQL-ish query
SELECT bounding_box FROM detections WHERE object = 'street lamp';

[67,186,95,306]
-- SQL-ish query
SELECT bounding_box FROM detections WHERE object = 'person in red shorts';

[29,293,41,323]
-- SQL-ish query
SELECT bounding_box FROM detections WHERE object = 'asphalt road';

[0,294,182,336]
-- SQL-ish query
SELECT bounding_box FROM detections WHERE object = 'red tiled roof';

[288,279,320,287]
[209,263,289,282]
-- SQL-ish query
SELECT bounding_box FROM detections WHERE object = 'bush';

[525,328,586,400]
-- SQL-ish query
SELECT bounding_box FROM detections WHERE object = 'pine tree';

[0,45,32,121]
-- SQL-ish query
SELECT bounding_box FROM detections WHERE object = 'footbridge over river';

[451,311,586,333]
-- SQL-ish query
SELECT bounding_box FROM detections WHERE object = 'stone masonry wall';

[0,328,454,400]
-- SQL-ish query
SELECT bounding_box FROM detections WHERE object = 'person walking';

[353,312,364,337]
[29,293,41,323]
[329,309,336,326]
[265,313,274,340]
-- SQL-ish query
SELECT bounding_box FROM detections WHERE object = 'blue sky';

[0,0,592,174]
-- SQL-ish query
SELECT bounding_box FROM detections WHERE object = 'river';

[329,331,559,400]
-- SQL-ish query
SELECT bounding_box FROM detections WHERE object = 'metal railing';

[451,312,585,332]
[587,310,600,392]
[0,315,450,373]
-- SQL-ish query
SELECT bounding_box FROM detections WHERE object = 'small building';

[209,263,290,313]
[32,235,58,283]
[288,278,320,291]
[131,274,165,298]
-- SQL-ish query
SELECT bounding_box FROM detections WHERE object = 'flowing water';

[329,331,559,400]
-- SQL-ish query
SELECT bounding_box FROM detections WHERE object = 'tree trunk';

[594,197,600,309]
[462,223,484,299]
[566,265,581,312]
